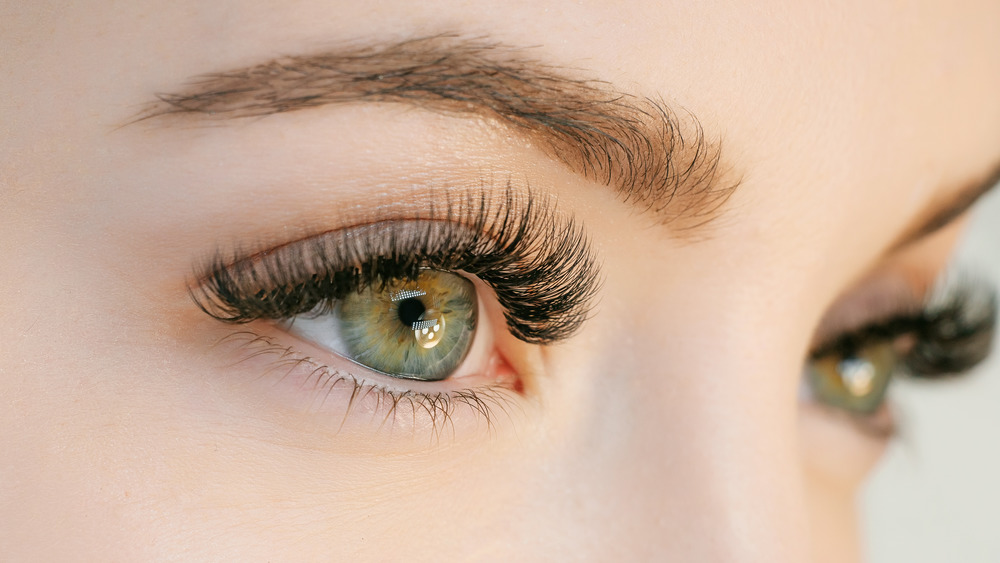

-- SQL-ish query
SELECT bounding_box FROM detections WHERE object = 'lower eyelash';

[219,330,521,440]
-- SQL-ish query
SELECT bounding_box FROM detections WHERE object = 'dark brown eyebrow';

[891,160,1000,251]
[135,34,740,232]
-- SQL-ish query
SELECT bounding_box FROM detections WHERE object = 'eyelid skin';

[809,269,995,376]
[191,186,601,344]
[808,275,921,353]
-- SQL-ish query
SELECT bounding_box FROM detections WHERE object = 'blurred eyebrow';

[892,160,1000,251]
[135,34,739,231]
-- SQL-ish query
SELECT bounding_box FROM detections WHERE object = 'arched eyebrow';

[891,160,1000,251]
[134,34,740,232]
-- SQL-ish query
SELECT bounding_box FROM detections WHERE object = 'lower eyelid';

[213,326,524,441]
[798,377,898,439]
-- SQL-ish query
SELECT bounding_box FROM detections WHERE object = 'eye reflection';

[838,357,877,396]
[288,269,478,382]
[393,289,447,350]
[806,341,897,414]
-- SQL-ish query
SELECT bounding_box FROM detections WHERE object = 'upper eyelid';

[191,188,602,344]
[809,272,997,374]
[191,184,538,279]
[808,275,924,355]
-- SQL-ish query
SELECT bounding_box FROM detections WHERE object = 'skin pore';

[2,1,1000,561]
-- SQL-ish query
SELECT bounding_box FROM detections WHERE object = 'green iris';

[338,269,478,381]
[806,341,897,414]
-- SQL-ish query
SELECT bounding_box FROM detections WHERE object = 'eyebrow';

[136,34,740,231]
[892,160,1000,251]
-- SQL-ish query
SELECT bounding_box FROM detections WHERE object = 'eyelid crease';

[191,186,601,344]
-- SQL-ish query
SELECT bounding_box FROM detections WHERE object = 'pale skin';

[2,1,1000,561]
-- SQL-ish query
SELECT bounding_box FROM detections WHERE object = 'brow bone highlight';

[141,34,738,229]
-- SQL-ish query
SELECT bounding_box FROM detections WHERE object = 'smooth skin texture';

[2,1,1000,561]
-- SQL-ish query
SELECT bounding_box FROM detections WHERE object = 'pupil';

[397,298,426,327]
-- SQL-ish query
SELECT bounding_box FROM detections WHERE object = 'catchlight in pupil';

[838,357,876,396]
[393,290,446,350]
[806,340,896,414]
[334,269,478,381]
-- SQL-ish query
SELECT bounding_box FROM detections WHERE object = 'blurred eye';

[286,269,478,381]
[804,273,996,422]
[805,340,899,414]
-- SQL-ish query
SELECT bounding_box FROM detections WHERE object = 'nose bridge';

[537,311,811,561]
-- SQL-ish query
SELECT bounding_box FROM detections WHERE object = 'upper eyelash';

[810,276,997,378]
[191,187,601,344]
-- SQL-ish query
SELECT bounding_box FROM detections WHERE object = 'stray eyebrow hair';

[136,34,740,231]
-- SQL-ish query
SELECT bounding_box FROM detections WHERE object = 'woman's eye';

[284,269,479,381]
[805,340,899,415]
[803,274,996,423]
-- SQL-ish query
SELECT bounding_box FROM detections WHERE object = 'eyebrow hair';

[892,160,1000,251]
[136,34,740,231]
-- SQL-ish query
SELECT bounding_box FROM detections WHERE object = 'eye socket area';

[802,269,996,434]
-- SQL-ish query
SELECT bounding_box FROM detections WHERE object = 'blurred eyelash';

[192,188,601,344]
[810,274,997,379]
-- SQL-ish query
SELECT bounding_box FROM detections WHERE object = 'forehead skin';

[4,1,1000,261]
[1,1,999,562]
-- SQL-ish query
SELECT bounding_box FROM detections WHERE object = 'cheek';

[800,404,889,484]
[802,474,867,563]
[799,403,889,563]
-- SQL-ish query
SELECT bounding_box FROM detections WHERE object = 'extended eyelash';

[810,276,997,378]
[192,187,601,344]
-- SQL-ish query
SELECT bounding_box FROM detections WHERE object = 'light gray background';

[863,186,1000,562]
